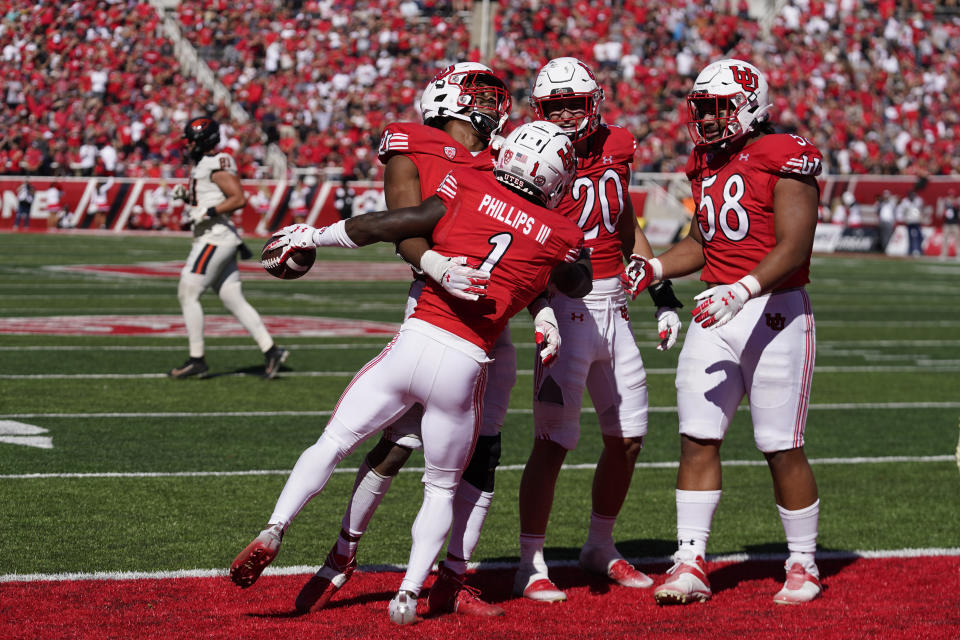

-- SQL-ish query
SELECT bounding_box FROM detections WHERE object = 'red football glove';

[621,255,662,300]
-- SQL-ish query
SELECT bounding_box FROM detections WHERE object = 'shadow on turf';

[478,540,857,602]
[246,589,397,619]
[190,364,291,380]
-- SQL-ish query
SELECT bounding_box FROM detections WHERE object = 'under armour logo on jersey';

[739,153,750,162]
[602,155,613,164]
[571,312,585,322]
[730,65,759,92]
[765,312,786,331]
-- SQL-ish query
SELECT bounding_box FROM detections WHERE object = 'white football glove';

[171,184,188,201]
[278,223,321,249]
[186,206,207,224]
[692,283,750,329]
[655,307,681,351]
[420,250,488,301]
[533,305,561,366]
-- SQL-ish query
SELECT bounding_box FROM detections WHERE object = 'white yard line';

[3,547,958,583]
[3,402,960,420]
[1,455,953,481]
[3,363,960,380]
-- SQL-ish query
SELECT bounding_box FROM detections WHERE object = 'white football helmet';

[686,58,772,147]
[529,57,604,142]
[494,121,576,209]
[419,62,511,139]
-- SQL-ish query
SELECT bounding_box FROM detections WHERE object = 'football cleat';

[229,523,283,589]
[653,555,712,605]
[427,562,504,617]
[263,346,289,379]
[169,356,209,379]
[294,549,357,613]
[579,545,653,588]
[773,562,822,605]
[513,565,566,602]
[388,590,418,625]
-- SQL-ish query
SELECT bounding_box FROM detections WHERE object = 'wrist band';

[649,257,664,281]
[736,274,762,298]
[313,220,359,249]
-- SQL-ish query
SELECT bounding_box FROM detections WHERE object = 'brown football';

[261,237,316,280]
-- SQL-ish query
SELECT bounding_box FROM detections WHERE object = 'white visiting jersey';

[189,152,242,246]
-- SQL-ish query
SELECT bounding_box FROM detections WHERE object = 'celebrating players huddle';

[228,55,824,623]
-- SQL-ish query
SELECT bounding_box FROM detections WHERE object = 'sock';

[778,499,820,575]
[583,511,617,551]
[399,483,455,598]
[445,481,494,575]
[337,460,394,557]
[519,533,548,575]
[675,489,722,560]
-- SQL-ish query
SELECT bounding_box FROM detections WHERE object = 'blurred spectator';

[146,180,174,229]
[334,178,356,220]
[15,179,33,230]
[90,179,113,230]
[877,190,898,250]
[249,185,271,228]
[940,189,959,260]
[842,191,862,227]
[897,191,925,256]
[287,179,309,223]
[46,182,68,229]
[829,195,847,226]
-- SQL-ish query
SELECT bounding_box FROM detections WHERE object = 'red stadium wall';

[2,175,956,252]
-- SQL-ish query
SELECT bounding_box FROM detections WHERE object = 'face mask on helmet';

[493,121,576,209]
[420,63,512,139]
[685,59,772,148]
[530,57,604,142]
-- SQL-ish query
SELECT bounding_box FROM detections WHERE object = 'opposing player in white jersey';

[514,57,683,602]
[627,59,823,605]
[168,117,288,379]
[229,122,591,625]
[292,62,537,618]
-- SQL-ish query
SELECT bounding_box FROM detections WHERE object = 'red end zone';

[0,315,399,337]
[1,556,957,640]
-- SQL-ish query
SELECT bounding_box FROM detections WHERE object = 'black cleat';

[263,347,289,379]
[169,357,209,379]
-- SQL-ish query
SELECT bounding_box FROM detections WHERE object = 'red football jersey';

[552,125,636,279]
[378,122,495,198]
[412,169,585,352]
[684,133,823,289]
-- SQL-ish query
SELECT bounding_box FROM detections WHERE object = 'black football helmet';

[184,117,220,160]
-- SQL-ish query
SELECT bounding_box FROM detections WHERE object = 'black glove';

[238,243,253,260]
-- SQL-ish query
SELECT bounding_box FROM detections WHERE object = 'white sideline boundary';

[1,455,953,480]
[3,547,959,584]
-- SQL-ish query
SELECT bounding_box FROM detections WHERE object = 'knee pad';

[461,434,501,493]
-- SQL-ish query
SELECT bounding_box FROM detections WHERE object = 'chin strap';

[469,111,499,139]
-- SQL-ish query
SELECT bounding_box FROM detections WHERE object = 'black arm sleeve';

[648,279,683,308]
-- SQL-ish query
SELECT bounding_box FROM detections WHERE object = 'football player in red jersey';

[513,57,683,602]
[229,122,590,624]
[627,59,823,606]
[289,63,523,618]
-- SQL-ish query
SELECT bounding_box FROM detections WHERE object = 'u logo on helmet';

[730,66,759,92]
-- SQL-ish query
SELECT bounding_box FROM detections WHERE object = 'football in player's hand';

[261,237,316,280]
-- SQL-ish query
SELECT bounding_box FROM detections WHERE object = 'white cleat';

[388,590,419,625]
[579,545,653,588]
[654,555,712,605]
[513,565,567,602]
[773,562,822,605]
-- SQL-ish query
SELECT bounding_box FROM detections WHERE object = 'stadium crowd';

[2,0,960,180]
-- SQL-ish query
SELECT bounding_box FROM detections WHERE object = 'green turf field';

[1,232,958,577]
